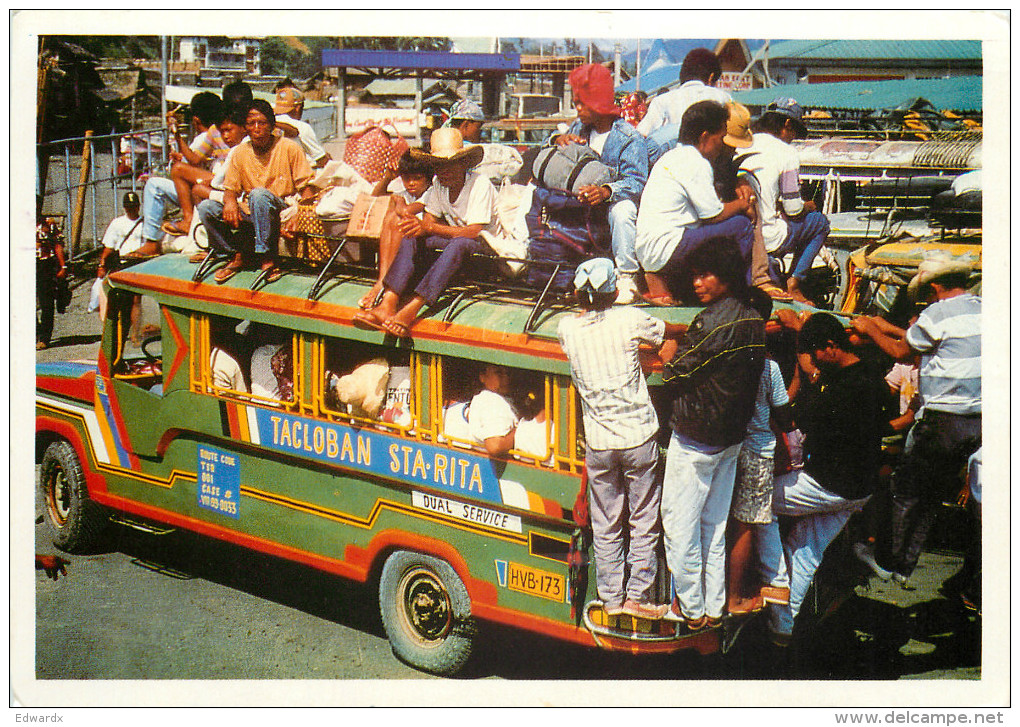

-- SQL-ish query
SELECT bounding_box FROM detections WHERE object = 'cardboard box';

[346,193,396,239]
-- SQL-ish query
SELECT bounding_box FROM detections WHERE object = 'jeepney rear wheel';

[379,550,475,676]
[39,440,107,553]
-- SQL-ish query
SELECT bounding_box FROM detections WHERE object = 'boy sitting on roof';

[352,128,521,339]
[197,99,316,284]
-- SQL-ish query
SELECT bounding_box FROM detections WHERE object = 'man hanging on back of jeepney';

[635,100,755,305]
[197,99,316,284]
[553,63,649,304]
[740,98,831,304]
[849,256,981,593]
[636,48,732,138]
[558,258,685,621]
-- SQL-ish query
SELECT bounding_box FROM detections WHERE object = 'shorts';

[731,447,774,524]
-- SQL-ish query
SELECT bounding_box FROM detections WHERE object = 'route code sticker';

[495,560,566,603]
[197,446,240,519]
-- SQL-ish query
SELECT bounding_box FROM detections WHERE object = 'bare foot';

[358,281,384,310]
[786,277,811,304]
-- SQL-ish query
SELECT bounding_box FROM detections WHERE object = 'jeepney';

[37,254,803,676]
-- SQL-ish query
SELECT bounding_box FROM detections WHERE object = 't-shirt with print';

[635,144,723,272]
[884,362,920,416]
[742,358,789,457]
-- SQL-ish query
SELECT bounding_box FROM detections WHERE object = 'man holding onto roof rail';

[554,63,648,305]
[740,98,830,304]
[197,99,316,284]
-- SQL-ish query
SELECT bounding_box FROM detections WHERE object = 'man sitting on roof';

[273,86,330,169]
[197,99,316,284]
[636,48,733,137]
[553,63,649,305]
[445,99,523,183]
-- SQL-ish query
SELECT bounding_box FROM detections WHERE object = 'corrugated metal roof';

[732,75,982,112]
[766,39,982,62]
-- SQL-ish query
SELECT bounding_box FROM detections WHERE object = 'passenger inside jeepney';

[248,325,294,403]
[208,317,249,395]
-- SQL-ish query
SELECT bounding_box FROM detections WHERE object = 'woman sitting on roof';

[352,128,521,339]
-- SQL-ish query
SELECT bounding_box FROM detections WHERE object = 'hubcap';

[397,566,453,646]
[46,467,71,527]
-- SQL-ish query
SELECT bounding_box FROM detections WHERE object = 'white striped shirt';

[906,293,981,415]
[557,307,665,450]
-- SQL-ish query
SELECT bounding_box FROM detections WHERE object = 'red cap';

[569,64,621,117]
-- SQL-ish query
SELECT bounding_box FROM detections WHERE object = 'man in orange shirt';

[197,99,316,283]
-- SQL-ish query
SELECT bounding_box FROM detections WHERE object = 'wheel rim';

[396,566,453,648]
[46,466,71,527]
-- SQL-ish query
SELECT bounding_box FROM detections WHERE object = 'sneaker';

[603,602,625,616]
[759,585,791,605]
[663,597,685,623]
[623,599,668,620]
[615,273,640,305]
[854,542,893,580]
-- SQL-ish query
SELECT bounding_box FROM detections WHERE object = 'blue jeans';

[758,469,868,636]
[142,176,178,242]
[771,211,830,282]
[197,188,287,257]
[608,198,639,276]
[383,234,483,305]
[658,215,755,294]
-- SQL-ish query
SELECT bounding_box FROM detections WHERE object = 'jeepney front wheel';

[39,440,107,553]
[379,550,475,676]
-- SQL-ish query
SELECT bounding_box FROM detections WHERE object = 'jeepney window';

[191,316,298,409]
[313,335,417,433]
[110,290,163,395]
[438,357,555,466]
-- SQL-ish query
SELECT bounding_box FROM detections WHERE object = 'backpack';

[524,187,611,291]
[531,143,614,194]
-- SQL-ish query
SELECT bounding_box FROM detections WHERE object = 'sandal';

[381,318,411,339]
[263,267,283,284]
[189,252,209,264]
[758,283,793,301]
[214,263,243,284]
[161,221,188,237]
[352,311,385,331]
[641,292,676,307]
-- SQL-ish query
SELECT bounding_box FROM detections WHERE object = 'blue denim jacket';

[558,117,649,204]
[645,123,680,169]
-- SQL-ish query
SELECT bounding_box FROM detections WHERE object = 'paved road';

[23,277,983,695]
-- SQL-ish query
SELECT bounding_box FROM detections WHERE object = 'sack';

[87,277,104,313]
[532,143,614,194]
[474,143,524,183]
[343,126,409,184]
[347,193,397,238]
[525,187,611,291]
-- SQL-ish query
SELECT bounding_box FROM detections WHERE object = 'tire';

[39,440,108,553]
[378,550,475,676]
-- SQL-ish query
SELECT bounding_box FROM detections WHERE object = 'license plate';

[506,561,565,603]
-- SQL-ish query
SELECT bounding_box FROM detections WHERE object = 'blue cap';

[765,97,807,137]
[574,258,617,295]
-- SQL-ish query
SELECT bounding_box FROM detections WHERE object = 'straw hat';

[907,254,973,300]
[411,127,484,167]
[724,102,753,148]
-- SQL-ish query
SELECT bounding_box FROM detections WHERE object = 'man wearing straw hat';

[354,127,519,338]
[851,255,981,590]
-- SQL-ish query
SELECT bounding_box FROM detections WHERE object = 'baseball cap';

[574,258,617,295]
[765,97,808,138]
[274,87,305,114]
[123,191,140,207]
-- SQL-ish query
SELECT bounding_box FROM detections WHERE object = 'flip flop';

[758,283,793,301]
[381,318,411,339]
[189,252,209,264]
[161,221,188,236]
[263,267,283,284]
[641,292,676,307]
[124,250,161,260]
[214,263,243,284]
[352,311,385,331]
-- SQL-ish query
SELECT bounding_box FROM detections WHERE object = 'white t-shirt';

[468,389,518,444]
[423,170,523,259]
[635,144,723,272]
[739,132,804,252]
[210,348,247,393]
[276,114,328,167]
[636,80,732,136]
[588,129,610,156]
[250,344,286,400]
[100,214,144,255]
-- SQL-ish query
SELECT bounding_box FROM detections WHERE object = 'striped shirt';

[743,358,789,457]
[557,307,665,450]
[906,293,981,415]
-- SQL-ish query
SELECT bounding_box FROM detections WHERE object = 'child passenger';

[358,151,434,310]
[659,239,765,630]
[353,128,514,339]
[557,258,685,619]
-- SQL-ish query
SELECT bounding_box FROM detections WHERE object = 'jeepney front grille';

[911,132,982,170]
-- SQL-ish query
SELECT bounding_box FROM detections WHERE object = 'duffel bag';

[526,234,583,291]
[525,187,611,255]
[531,143,614,194]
